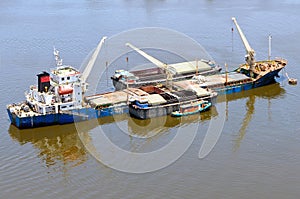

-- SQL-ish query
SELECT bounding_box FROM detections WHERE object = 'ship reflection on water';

[223,83,286,151]
[9,124,88,168]
[127,105,218,137]
[8,83,285,167]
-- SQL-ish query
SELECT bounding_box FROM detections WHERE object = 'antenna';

[53,47,63,67]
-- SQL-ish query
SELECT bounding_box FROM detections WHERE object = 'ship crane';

[125,43,169,70]
[81,36,107,92]
[125,42,175,89]
[232,17,256,76]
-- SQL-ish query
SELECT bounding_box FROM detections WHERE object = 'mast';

[231,17,256,77]
[225,62,228,85]
[268,34,272,60]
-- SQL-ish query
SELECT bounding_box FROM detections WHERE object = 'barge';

[111,42,221,90]
[128,82,217,119]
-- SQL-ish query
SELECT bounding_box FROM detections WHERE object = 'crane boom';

[232,17,256,68]
[232,17,254,54]
[125,43,167,70]
[81,36,107,83]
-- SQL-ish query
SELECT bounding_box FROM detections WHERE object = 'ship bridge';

[50,66,81,85]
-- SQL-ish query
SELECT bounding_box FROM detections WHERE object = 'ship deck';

[85,88,150,108]
[198,72,252,87]
[173,80,211,97]
[85,91,128,107]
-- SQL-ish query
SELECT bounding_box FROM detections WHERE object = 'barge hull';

[129,94,216,120]
[129,104,179,120]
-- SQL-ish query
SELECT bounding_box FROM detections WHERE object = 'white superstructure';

[24,49,85,115]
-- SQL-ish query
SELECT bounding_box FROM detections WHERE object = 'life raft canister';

[58,85,73,95]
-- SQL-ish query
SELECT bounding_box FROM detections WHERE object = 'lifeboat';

[58,85,73,95]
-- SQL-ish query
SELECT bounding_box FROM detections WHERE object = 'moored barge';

[128,82,217,119]
[111,42,221,90]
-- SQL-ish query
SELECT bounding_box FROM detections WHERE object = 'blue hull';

[7,69,282,128]
[253,69,280,88]
[7,105,129,129]
[213,69,281,95]
[216,82,253,95]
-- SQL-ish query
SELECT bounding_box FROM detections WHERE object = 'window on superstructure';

[67,77,70,80]
[62,77,64,81]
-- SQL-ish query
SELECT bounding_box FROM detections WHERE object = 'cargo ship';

[192,17,287,94]
[6,37,131,128]
[193,59,286,95]
[111,42,222,90]
[6,51,88,128]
